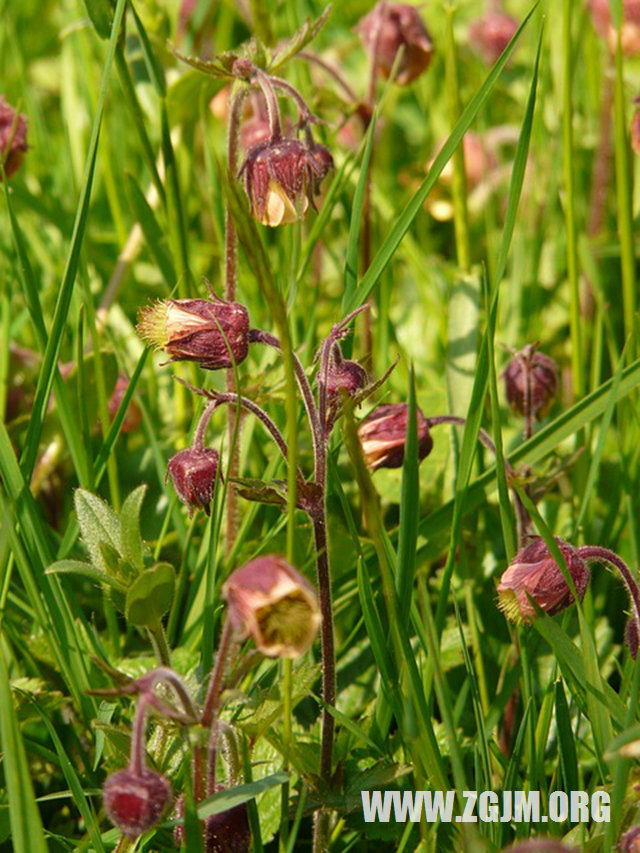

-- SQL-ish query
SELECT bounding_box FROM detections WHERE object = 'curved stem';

[249,328,321,470]
[201,617,235,728]
[298,51,360,104]
[137,667,199,722]
[577,546,640,631]
[130,694,151,775]
[253,68,282,140]
[194,394,299,476]
[312,512,336,782]
[269,76,316,128]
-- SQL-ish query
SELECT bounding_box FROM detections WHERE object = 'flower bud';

[223,555,321,658]
[137,295,250,370]
[167,447,221,516]
[103,767,171,837]
[327,358,368,399]
[469,9,519,64]
[108,374,142,434]
[621,827,640,852]
[356,3,433,86]
[239,137,333,227]
[503,344,557,420]
[497,537,590,624]
[358,403,433,470]
[590,0,640,55]
[0,96,28,179]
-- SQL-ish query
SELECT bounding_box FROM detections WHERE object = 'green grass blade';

[396,364,419,622]
[0,645,48,853]
[342,4,537,316]
[18,0,128,479]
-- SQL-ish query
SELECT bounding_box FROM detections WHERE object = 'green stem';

[445,5,471,272]
[148,619,172,668]
[563,0,583,399]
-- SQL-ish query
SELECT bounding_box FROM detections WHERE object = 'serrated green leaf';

[269,6,331,72]
[125,562,175,627]
[74,489,122,573]
[120,485,147,572]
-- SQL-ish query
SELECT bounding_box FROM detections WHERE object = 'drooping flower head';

[0,96,28,179]
[356,3,434,85]
[103,767,172,838]
[137,294,250,370]
[358,402,433,470]
[497,537,590,624]
[239,137,333,227]
[503,344,558,420]
[469,9,519,64]
[223,555,321,658]
[167,447,221,516]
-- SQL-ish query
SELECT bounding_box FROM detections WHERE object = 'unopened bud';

[590,0,640,55]
[327,359,368,399]
[503,344,557,420]
[358,402,432,470]
[137,295,250,370]
[469,9,519,64]
[167,447,221,516]
[206,792,251,853]
[497,537,590,624]
[223,555,321,658]
[108,374,142,434]
[103,767,171,838]
[239,137,333,227]
[0,96,28,179]
[356,3,433,85]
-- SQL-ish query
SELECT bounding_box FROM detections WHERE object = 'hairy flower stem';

[253,68,283,141]
[225,85,248,555]
[201,617,235,728]
[130,694,152,775]
[577,546,640,632]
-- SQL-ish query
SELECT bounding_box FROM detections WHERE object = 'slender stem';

[249,328,321,471]
[563,0,583,399]
[194,394,298,475]
[269,76,316,128]
[207,721,220,798]
[297,51,360,103]
[130,694,151,775]
[137,667,199,722]
[253,68,282,140]
[148,619,172,668]
[225,85,248,555]
[577,546,640,631]
[201,617,235,728]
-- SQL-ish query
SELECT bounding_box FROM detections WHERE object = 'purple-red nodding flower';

[503,344,558,420]
[590,0,640,54]
[469,9,519,64]
[0,96,28,179]
[356,3,434,85]
[167,447,221,516]
[137,295,250,370]
[103,767,172,838]
[239,137,333,227]
[358,403,433,470]
[496,537,590,624]
[223,555,321,658]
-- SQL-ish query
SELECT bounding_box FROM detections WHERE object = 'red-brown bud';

[108,374,142,434]
[239,137,333,227]
[206,795,251,853]
[356,3,433,85]
[590,0,640,54]
[167,447,221,516]
[327,359,368,399]
[137,295,250,370]
[497,537,590,624]
[469,9,519,64]
[103,767,171,838]
[358,402,433,470]
[503,344,558,420]
[0,96,28,180]
[223,555,321,658]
